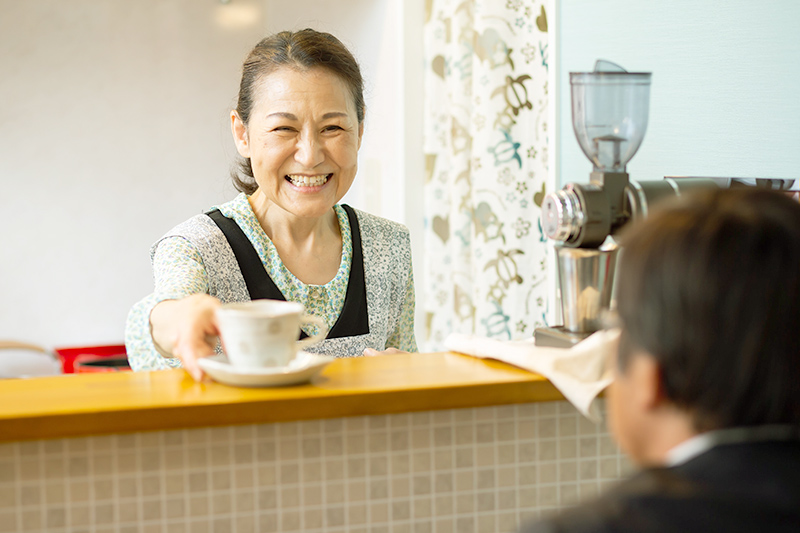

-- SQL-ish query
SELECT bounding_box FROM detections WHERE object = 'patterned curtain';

[422,0,552,350]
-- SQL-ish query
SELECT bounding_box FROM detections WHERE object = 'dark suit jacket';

[520,440,800,533]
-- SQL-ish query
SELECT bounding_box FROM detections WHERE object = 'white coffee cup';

[215,300,327,369]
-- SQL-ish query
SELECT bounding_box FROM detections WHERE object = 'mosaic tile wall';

[0,401,630,533]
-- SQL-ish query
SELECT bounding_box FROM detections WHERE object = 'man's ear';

[231,111,250,158]
[629,354,665,413]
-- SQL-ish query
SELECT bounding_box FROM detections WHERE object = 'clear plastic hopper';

[571,60,652,172]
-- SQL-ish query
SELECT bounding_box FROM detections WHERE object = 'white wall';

[0,0,424,349]
[556,0,800,186]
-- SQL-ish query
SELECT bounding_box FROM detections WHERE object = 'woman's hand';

[362,347,407,357]
[149,294,222,381]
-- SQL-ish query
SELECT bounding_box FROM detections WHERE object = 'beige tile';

[94,478,113,500]
[345,433,366,455]
[498,488,517,510]
[234,467,255,489]
[187,448,208,469]
[518,420,535,440]
[234,424,255,440]
[280,510,301,531]
[43,439,65,454]
[434,518,454,533]
[348,457,367,478]
[370,456,389,476]
[166,497,186,519]
[579,481,599,500]
[165,473,185,494]
[210,444,232,467]
[434,493,454,515]
[539,402,558,416]
[434,472,453,493]
[258,488,277,510]
[324,434,345,456]
[558,417,578,438]
[369,433,389,453]
[234,514,256,533]
[278,439,300,461]
[142,474,161,497]
[455,493,473,514]
[326,506,345,527]
[538,485,558,507]
[498,511,519,533]
[18,459,39,481]
[412,451,432,473]
[188,494,209,516]
[454,425,474,445]
[348,479,367,501]
[258,464,277,485]
[93,502,115,524]
[370,478,389,499]
[537,417,556,438]
[118,502,139,522]
[164,449,184,470]
[599,435,619,456]
[412,475,432,496]
[475,444,495,467]
[281,486,300,508]
[67,456,89,477]
[579,459,598,481]
[299,419,321,435]
[0,487,14,509]
[455,471,473,492]
[392,476,410,498]
[412,428,431,449]
[413,497,432,519]
[477,514,496,533]
[21,509,40,531]
[476,469,495,490]
[44,482,65,504]
[143,499,163,520]
[325,459,344,481]
[559,439,578,460]
[256,441,276,462]
[560,483,579,506]
[539,463,557,484]
[454,448,473,468]
[44,457,66,478]
[302,438,322,459]
[349,503,368,524]
[433,450,452,471]
[302,460,323,483]
[17,441,39,458]
[20,485,41,506]
[497,443,515,465]
[579,436,598,458]
[497,466,517,488]
[188,472,208,492]
[599,458,619,479]
[326,481,345,504]
[233,443,254,465]
[392,500,411,520]
[303,485,322,506]
[280,463,299,484]
[476,491,495,512]
[70,504,90,527]
[537,441,556,461]
[370,501,389,522]
[391,430,410,451]
[391,454,410,475]
[45,507,66,529]
[475,422,494,444]
[304,508,323,529]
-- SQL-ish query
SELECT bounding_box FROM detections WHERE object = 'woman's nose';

[294,133,324,168]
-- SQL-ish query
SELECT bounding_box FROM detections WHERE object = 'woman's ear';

[231,111,250,158]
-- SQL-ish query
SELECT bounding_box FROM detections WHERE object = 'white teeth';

[286,174,330,187]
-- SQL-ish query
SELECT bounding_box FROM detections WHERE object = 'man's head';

[608,187,800,464]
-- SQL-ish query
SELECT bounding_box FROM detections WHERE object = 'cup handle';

[296,314,328,351]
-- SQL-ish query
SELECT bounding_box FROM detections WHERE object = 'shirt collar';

[666,424,800,467]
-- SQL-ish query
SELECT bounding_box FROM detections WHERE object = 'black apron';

[205,205,370,340]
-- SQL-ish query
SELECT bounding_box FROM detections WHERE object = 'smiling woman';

[125,29,417,380]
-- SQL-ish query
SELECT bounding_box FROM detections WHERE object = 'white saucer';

[198,351,335,387]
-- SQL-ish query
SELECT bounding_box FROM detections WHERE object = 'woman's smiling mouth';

[285,173,332,187]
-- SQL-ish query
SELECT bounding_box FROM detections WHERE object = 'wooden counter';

[0,352,563,442]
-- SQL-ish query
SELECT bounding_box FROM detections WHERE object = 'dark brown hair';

[231,29,365,195]
[616,188,800,431]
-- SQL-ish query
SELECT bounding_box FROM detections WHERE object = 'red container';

[53,344,128,374]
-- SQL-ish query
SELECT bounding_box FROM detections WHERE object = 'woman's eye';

[323,125,344,132]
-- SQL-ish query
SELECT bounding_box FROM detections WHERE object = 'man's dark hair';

[615,187,800,431]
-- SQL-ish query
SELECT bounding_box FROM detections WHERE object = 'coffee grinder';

[534,61,712,348]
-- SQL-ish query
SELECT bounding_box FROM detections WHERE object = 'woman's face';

[232,67,363,219]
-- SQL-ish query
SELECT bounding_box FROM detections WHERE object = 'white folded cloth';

[444,328,620,423]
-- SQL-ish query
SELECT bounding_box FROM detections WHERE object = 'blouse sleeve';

[385,252,418,353]
[124,237,210,371]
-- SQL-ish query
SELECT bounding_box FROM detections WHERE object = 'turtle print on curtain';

[422,0,551,350]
